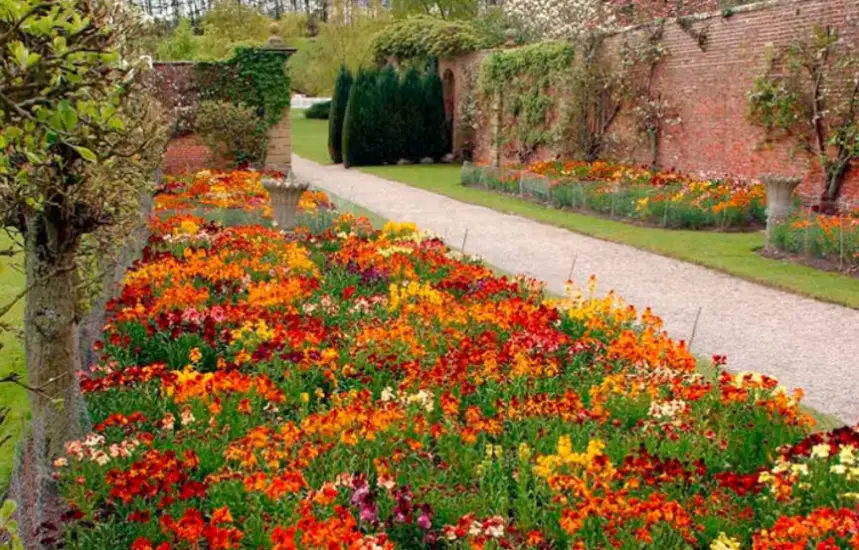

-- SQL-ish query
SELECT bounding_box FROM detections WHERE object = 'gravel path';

[293,155,859,424]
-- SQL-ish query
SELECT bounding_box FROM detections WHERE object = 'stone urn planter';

[761,174,802,250]
[262,174,309,231]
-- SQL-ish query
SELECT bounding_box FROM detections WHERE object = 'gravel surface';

[294,155,859,424]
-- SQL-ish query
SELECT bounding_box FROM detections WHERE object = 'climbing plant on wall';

[747,25,859,203]
[621,22,678,168]
[478,30,671,164]
[479,41,575,161]
[196,47,292,127]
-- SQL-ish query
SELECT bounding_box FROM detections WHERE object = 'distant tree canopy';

[145,0,757,94]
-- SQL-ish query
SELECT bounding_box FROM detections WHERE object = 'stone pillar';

[259,24,296,174]
[262,176,309,230]
[266,114,292,174]
[761,174,802,250]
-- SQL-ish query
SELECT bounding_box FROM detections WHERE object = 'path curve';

[293,156,859,424]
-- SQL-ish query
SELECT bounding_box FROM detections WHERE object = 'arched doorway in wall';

[442,68,455,154]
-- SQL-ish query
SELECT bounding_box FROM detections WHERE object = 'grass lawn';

[0,234,26,491]
[290,109,331,165]
[291,114,859,309]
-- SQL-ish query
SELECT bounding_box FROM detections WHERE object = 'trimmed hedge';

[340,66,450,167]
[343,69,385,168]
[305,100,331,119]
[328,66,353,163]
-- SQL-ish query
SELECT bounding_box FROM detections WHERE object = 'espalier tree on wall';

[748,24,859,204]
[0,0,166,543]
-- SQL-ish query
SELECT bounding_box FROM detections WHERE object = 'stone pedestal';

[761,174,802,249]
[263,176,308,230]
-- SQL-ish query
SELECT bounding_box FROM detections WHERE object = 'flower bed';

[461,160,767,231]
[771,209,859,271]
[57,170,859,549]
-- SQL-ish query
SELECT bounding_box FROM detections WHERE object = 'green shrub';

[305,100,331,119]
[400,67,425,162]
[195,100,266,168]
[371,16,491,63]
[422,69,449,160]
[342,69,385,167]
[377,66,404,163]
[328,66,353,163]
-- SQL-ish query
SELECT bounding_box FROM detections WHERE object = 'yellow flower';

[189,347,202,364]
[517,443,532,462]
[710,532,741,550]
[300,392,310,403]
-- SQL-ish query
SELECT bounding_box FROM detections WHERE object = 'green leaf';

[60,105,77,131]
[0,500,16,524]
[72,146,96,163]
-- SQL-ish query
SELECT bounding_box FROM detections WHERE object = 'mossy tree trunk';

[22,210,88,543]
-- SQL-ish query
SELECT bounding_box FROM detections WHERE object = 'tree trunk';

[18,214,88,547]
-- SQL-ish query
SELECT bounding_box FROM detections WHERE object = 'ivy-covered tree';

[343,69,384,167]
[328,65,353,163]
[377,66,404,163]
[747,25,859,204]
[400,67,425,162]
[422,69,449,160]
[0,0,165,536]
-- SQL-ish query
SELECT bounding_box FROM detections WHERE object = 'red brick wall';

[161,134,215,175]
[441,0,859,206]
[152,62,218,175]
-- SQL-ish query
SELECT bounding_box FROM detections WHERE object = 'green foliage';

[195,101,266,167]
[155,18,197,60]
[422,69,449,160]
[150,1,306,62]
[0,500,22,550]
[0,0,166,226]
[747,77,803,136]
[288,13,390,96]
[196,47,292,128]
[479,41,575,159]
[372,15,492,63]
[400,67,426,161]
[747,25,859,202]
[329,67,354,163]
[391,0,478,20]
[340,65,449,167]
[479,41,575,95]
[378,66,405,163]
[343,69,386,167]
[305,101,331,120]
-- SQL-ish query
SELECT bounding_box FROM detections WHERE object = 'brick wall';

[440,0,859,205]
[153,61,217,175]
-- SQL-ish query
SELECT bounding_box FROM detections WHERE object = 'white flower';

[791,463,809,477]
[811,443,831,459]
[380,387,395,402]
[831,464,847,475]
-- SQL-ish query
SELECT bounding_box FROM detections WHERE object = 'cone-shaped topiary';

[377,65,404,164]
[422,68,449,161]
[343,68,384,167]
[328,65,353,163]
[400,66,425,162]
